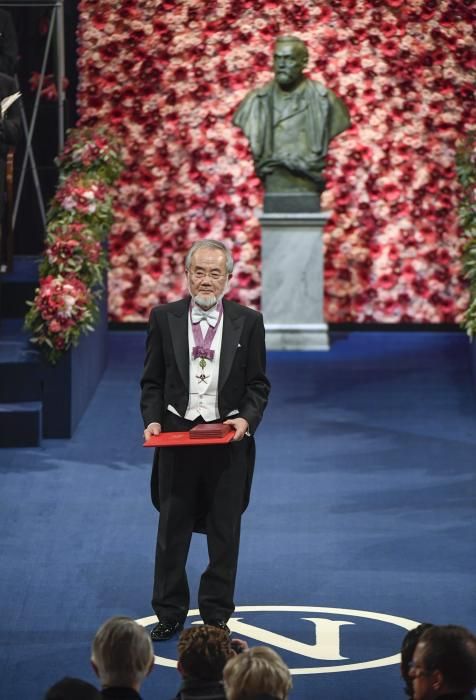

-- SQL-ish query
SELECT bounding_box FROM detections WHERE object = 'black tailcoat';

[140,296,270,622]
[141,296,270,526]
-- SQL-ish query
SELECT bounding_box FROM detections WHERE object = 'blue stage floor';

[0,331,475,699]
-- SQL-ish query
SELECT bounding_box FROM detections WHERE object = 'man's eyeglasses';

[188,269,226,281]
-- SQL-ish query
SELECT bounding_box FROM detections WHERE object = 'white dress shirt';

[183,312,223,421]
[163,305,239,424]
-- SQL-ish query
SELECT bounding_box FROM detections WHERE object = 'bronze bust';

[233,36,351,212]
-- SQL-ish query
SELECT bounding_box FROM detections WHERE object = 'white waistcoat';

[184,314,223,422]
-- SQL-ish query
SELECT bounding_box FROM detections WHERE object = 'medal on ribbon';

[190,302,223,384]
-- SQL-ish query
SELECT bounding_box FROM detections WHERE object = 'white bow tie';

[191,305,219,327]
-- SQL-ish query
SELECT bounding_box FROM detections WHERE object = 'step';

[0,401,42,447]
[0,255,40,319]
[0,317,28,338]
[0,322,42,402]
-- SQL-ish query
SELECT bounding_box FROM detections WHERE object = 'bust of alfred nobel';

[233,35,351,212]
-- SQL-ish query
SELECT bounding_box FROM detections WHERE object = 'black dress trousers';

[151,411,251,624]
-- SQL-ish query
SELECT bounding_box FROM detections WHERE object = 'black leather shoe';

[150,619,183,641]
[206,620,231,636]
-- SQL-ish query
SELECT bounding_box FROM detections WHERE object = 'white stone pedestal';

[260,211,330,351]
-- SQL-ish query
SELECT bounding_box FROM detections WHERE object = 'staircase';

[0,256,42,447]
[1,257,109,447]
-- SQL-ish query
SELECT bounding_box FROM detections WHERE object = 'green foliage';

[25,128,123,363]
[456,131,476,337]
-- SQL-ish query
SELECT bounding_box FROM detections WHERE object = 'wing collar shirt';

[184,305,223,421]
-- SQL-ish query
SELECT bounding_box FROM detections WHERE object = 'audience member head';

[91,616,154,691]
[177,624,234,681]
[409,624,476,700]
[44,677,101,700]
[223,646,292,700]
[401,624,434,696]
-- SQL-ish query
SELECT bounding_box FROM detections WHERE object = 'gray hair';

[185,240,234,274]
[91,616,153,687]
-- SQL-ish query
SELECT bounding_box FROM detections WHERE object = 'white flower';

[62,293,76,317]
[62,196,76,211]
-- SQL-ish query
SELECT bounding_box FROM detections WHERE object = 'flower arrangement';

[40,222,106,287]
[25,127,122,363]
[76,0,475,323]
[57,127,123,183]
[456,132,476,337]
[29,72,69,101]
[25,275,96,360]
[49,173,116,238]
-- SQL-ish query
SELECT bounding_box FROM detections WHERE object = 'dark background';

[1,0,78,254]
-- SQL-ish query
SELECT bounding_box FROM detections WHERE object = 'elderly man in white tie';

[141,239,270,641]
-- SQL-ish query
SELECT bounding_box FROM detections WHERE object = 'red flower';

[377,273,398,290]
[74,0,474,324]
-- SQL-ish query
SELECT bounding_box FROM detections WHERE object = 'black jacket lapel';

[168,299,190,391]
[219,301,244,392]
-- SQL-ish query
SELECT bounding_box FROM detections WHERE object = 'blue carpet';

[0,331,475,699]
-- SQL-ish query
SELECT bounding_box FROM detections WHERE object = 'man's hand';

[144,422,162,441]
[224,417,249,441]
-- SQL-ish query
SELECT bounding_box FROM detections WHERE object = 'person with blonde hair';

[223,646,292,700]
[91,616,154,699]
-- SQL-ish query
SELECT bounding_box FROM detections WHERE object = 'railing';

[0,0,65,229]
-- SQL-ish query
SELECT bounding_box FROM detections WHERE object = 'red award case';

[144,426,235,447]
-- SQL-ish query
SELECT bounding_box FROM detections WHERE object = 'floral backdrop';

[77,0,475,322]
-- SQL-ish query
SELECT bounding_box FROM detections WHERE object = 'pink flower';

[74,0,474,324]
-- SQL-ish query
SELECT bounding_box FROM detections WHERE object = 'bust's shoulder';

[241,80,275,101]
[304,78,330,98]
[242,78,329,102]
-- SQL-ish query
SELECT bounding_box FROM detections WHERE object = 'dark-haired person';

[44,677,101,700]
[409,625,476,700]
[173,624,237,700]
[402,624,434,697]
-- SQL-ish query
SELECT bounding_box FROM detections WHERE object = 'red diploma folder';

[144,429,235,447]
